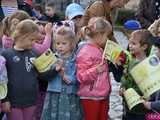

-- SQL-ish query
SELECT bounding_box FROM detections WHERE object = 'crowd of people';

[0,0,160,120]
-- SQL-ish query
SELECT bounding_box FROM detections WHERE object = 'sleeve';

[151,101,160,111]
[136,0,151,28]
[64,63,77,85]
[108,61,124,82]
[33,34,51,54]
[38,64,58,81]
[82,2,105,26]
[76,50,99,84]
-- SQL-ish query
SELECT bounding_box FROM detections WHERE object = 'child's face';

[45,6,55,17]
[72,15,83,28]
[10,18,19,35]
[96,31,109,49]
[55,35,73,57]
[129,32,143,55]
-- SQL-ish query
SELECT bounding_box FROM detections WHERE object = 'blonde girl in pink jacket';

[76,17,112,120]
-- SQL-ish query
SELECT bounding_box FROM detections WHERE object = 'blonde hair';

[12,19,39,42]
[2,10,30,36]
[148,19,160,37]
[55,26,77,49]
[83,17,112,38]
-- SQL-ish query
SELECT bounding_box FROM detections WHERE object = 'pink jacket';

[2,34,51,54]
[76,43,111,98]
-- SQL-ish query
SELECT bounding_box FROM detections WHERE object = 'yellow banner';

[130,55,160,98]
[124,88,143,110]
[103,40,123,64]
[32,49,57,73]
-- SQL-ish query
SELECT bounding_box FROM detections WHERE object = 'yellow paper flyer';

[32,49,57,73]
[124,88,143,110]
[130,55,160,98]
[103,40,123,63]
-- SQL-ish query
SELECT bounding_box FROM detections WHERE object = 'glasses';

[55,21,70,27]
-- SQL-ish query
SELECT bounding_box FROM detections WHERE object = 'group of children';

[0,1,160,120]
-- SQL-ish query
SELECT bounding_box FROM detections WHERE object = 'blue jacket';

[47,53,78,94]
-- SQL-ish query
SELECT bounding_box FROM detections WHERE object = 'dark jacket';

[136,0,158,28]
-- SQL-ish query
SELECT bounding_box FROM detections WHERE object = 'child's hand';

[55,59,63,72]
[119,87,125,96]
[142,101,151,110]
[63,75,71,84]
[1,101,11,113]
[45,23,52,35]
[96,63,106,74]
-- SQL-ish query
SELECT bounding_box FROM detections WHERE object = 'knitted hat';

[124,20,141,30]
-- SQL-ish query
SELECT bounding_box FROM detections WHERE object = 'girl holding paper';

[76,17,112,120]
[120,29,154,120]
[1,20,42,120]
[41,26,83,120]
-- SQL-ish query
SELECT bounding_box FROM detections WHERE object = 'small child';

[76,17,112,120]
[41,26,82,120]
[2,10,30,49]
[1,19,48,120]
[2,10,52,54]
[120,29,154,120]
[45,1,61,23]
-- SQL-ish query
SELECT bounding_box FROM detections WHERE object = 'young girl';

[2,10,52,54]
[1,19,43,120]
[2,10,30,49]
[41,26,82,120]
[120,29,154,120]
[76,17,112,120]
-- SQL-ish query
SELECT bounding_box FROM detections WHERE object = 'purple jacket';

[2,34,51,54]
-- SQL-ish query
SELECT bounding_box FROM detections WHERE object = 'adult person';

[136,0,160,29]
[82,0,129,42]
[0,0,33,21]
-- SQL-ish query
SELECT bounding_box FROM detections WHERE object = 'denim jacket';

[47,53,78,94]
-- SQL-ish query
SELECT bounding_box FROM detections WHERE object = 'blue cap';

[65,3,84,20]
[124,20,141,30]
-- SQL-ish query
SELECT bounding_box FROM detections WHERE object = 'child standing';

[76,17,112,120]
[1,19,42,120]
[45,1,61,23]
[2,10,52,54]
[2,10,30,49]
[120,30,154,120]
[41,26,82,120]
